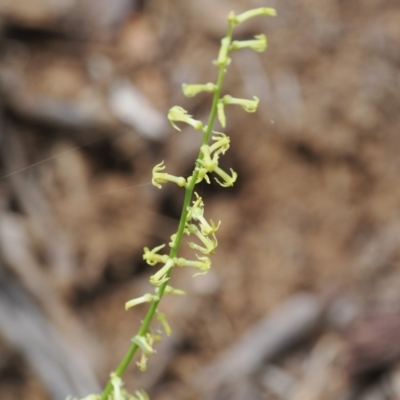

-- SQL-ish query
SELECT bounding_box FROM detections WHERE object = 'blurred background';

[1,0,400,399]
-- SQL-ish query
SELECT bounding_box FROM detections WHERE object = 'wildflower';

[213,166,237,187]
[198,145,237,187]
[149,258,175,286]
[163,285,186,296]
[222,95,259,112]
[152,161,186,189]
[136,353,147,372]
[230,34,267,52]
[125,293,156,310]
[110,373,123,400]
[169,233,177,249]
[186,223,218,254]
[167,106,203,131]
[191,164,211,185]
[217,96,259,127]
[209,131,230,155]
[214,37,231,67]
[217,101,226,128]
[132,335,156,355]
[133,333,159,372]
[186,193,220,235]
[133,391,150,400]
[182,82,217,98]
[175,255,211,276]
[143,244,168,266]
[156,310,172,336]
[228,8,276,26]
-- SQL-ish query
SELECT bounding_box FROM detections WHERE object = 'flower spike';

[168,106,203,131]
[182,82,217,98]
[228,8,276,26]
[80,7,276,400]
[152,161,186,189]
[231,34,267,53]
[222,95,259,113]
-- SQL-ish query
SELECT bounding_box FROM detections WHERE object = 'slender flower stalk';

[83,7,278,400]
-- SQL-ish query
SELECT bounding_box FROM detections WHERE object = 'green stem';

[100,21,234,400]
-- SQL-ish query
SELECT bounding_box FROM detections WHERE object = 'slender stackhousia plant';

[68,7,276,400]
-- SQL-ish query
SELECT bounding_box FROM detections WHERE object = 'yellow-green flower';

[136,353,148,372]
[186,193,220,235]
[143,244,168,266]
[163,285,186,296]
[176,255,211,275]
[133,391,150,400]
[228,7,276,26]
[125,293,156,310]
[149,258,175,286]
[132,335,156,355]
[217,100,226,128]
[167,106,203,131]
[186,223,218,254]
[182,82,217,98]
[110,373,123,400]
[198,145,238,187]
[156,310,172,336]
[217,96,259,127]
[222,95,259,112]
[152,161,186,189]
[209,131,230,155]
[231,34,267,52]
[133,333,159,372]
[214,36,231,67]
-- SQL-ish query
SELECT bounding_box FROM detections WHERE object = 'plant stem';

[100,21,234,400]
